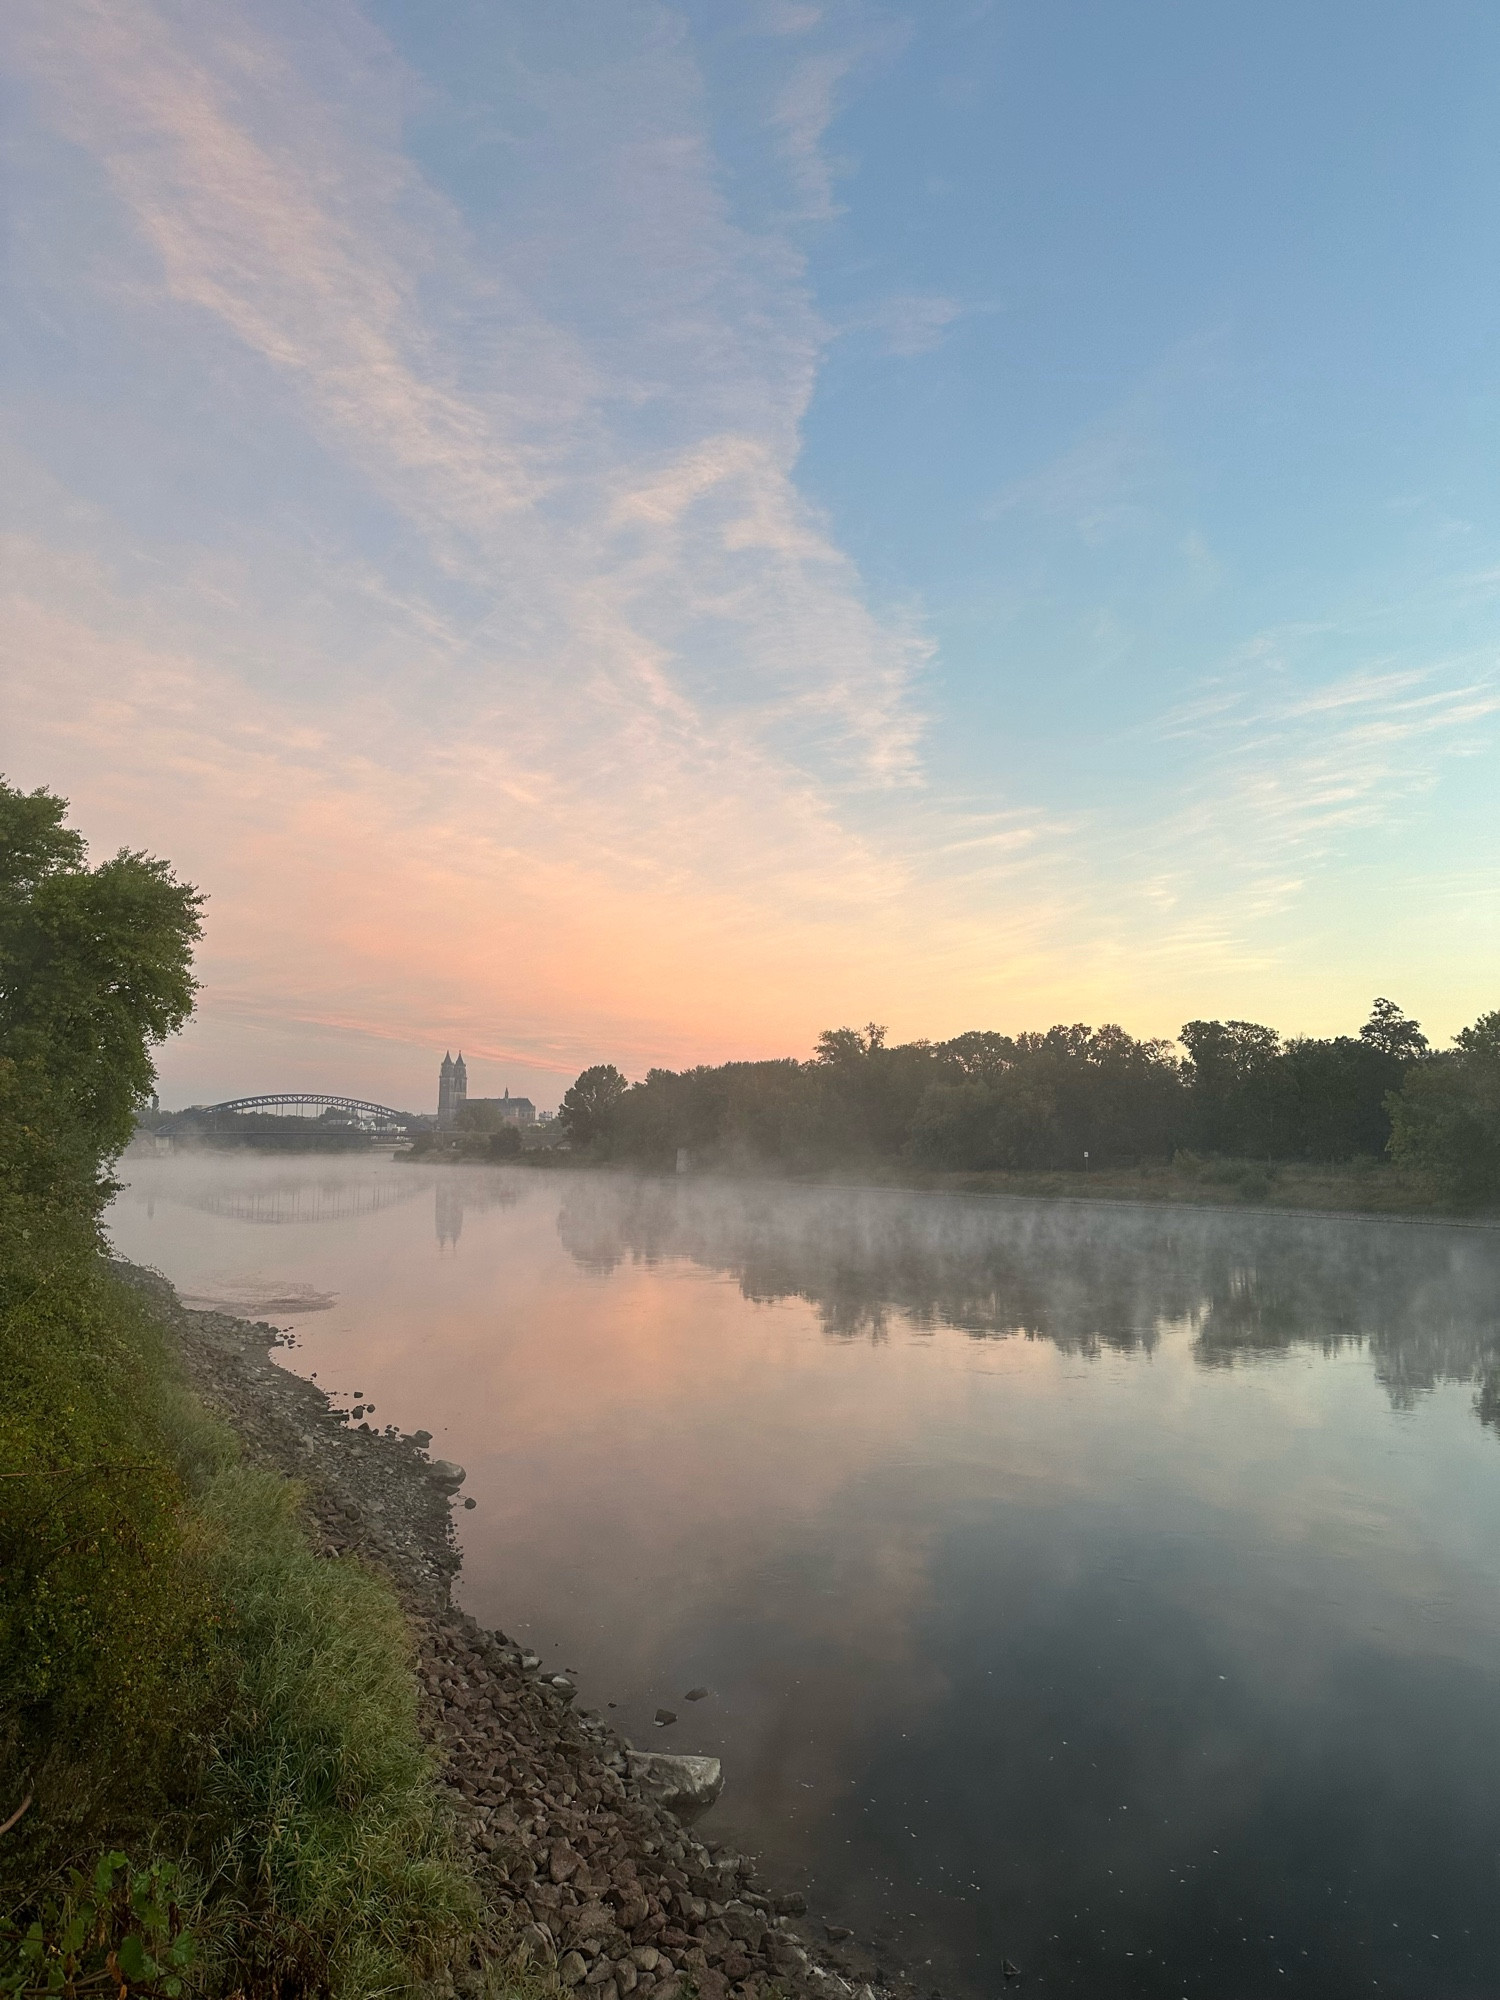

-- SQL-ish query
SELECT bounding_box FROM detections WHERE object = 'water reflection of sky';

[108,1157,1500,1999]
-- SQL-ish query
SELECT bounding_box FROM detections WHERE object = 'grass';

[194,1468,477,1997]
[801,1151,1486,1218]
[0,1215,482,1997]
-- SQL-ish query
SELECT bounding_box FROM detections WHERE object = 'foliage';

[1388,1011,1500,1202]
[911,1023,1183,1170]
[0,1852,197,1998]
[561,997,1464,1181]
[0,778,480,1997]
[192,1469,476,1998]
[1360,996,1429,1061]
[457,1100,526,1138]
[557,1064,628,1148]
[0,782,202,1215]
[1276,1035,1408,1160]
[0,1216,228,1891]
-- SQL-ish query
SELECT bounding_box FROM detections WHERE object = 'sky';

[2,0,1497,1113]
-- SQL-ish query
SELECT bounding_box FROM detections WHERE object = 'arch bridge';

[201,1094,421,1131]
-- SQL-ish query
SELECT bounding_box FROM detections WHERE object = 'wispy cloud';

[847,292,965,358]
[769,49,857,221]
[2,0,1495,1100]
[1126,646,1500,981]
[0,0,970,1090]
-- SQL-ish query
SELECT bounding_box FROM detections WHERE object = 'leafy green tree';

[558,1063,629,1149]
[1388,1009,1500,1202]
[0,781,202,1213]
[1278,1036,1401,1160]
[913,1023,1182,1169]
[1455,1011,1500,1063]
[1180,1018,1287,1154]
[807,1026,940,1159]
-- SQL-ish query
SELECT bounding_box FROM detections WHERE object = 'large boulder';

[624,1750,723,1821]
[426,1459,466,1492]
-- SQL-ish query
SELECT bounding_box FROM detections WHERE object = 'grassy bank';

[0,1214,480,1996]
[800,1152,1486,1219]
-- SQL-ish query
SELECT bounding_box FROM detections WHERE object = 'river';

[106,1152,1500,1999]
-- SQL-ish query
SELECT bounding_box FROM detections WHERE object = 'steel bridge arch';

[201,1094,419,1127]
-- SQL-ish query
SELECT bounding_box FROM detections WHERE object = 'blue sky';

[2,0,1496,1107]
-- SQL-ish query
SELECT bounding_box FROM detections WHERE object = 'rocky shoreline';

[117,1264,923,2000]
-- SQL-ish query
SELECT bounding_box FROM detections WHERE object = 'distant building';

[437,1050,467,1131]
[462,1087,536,1130]
[438,1054,536,1132]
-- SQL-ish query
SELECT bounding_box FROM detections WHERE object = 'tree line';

[557,998,1500,1202]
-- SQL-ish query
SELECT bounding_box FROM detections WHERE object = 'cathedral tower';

[438,1050,470,1131]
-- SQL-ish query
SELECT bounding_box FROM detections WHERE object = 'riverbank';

[391,1140,1492,1223]
[799,1154,1494,1220]
[122,1264,916,2000]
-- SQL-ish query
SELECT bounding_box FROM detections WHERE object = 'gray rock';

[684,1687,710,1702]
[516,1924,556,1968]
[426,1459,466,1491]
[560,1953,589,1987]
[653,1708,677,1727]
[624,1751,723,1821]
[769,1941,810,1977]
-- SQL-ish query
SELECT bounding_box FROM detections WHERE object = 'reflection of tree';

[555,1174,1500,1431]
[555,1199,628,1276]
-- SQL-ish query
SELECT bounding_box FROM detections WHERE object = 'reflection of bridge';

[183,1174,430,1227]
[203,1094,421,1132]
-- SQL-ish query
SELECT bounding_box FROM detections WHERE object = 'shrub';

[0,1225,228,1891]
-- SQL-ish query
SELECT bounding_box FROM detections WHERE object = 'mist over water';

[108,1154,1500,1998]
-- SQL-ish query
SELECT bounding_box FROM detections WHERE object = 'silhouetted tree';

[1360,997,1428,1062]
[558,1063,629,1149]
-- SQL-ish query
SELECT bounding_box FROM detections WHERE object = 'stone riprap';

[113,1263,916,2000]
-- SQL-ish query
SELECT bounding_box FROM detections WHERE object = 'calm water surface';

[107,1155,1500,2000]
